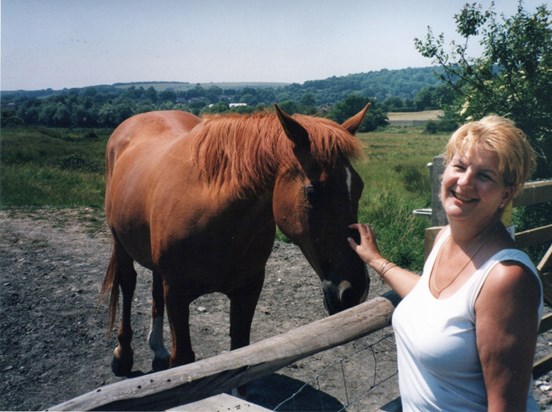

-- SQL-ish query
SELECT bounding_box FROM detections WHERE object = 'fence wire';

[272,331,398,412]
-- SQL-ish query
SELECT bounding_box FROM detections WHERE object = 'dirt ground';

[1,208,551,411]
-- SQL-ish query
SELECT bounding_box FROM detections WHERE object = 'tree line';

[1,67,451,132]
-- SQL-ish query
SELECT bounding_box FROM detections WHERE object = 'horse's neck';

[190,117,289,198]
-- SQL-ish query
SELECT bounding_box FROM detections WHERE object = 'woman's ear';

[502,186,515,205]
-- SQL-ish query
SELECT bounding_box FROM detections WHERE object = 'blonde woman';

[349,116,542,411]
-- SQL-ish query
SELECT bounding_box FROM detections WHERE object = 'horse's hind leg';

[110,244,137,377]
[148,271,170,371]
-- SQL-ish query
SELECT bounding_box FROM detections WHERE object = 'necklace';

[431,228,493,298]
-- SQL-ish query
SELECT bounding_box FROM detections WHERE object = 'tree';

[202,102,230,114]
[415,1,552,178]
[159,89,177,103]
[144,87,158,103]
[383,96,404,112]
[277,100,301,115]
[328,94,388,132]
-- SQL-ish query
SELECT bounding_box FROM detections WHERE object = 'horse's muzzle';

[322,280,360,315]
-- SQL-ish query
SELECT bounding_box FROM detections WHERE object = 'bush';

[424,119,458,134]
[394,164,428,193]
[84,131,98,140]
[56,153,102,173]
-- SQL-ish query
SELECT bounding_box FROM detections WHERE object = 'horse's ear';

[275,104,309,149]
[342,103,371,135]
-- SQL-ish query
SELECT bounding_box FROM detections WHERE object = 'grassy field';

[355,127,448,268]
[0,124,449,270]
[1,127,108,208]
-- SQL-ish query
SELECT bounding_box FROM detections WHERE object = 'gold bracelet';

[381,263,396,278]
[379,260,391,275]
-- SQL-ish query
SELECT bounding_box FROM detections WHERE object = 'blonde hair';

[444,115,535,196]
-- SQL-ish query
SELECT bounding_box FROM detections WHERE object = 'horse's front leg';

[165,284,195,366]
[148,271,170,371]
[228,270,265,351]
[228,270,265,396]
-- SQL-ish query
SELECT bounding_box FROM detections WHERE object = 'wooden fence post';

[430,154,446,227]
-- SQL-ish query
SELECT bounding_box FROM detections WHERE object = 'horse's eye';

[304,182,325,204]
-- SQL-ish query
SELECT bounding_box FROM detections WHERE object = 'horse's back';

[106,110,200,171]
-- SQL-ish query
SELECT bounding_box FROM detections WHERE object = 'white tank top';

[392,227,543,411]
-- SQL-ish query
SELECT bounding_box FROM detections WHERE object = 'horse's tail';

[101,247,120,334]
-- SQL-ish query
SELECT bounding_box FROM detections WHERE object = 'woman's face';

[441,145,513,224]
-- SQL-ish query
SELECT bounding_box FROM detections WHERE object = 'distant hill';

[112,81,290,91]
[1,66,448,128]
[297,66,443,103]
[2,66,443,102]
[107,66,443,103]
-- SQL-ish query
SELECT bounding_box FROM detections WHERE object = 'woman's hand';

[348,223,420,298]
[347,223,384,268]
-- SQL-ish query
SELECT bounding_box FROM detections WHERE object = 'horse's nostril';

[338,280,352,301]
[338,280,357,309]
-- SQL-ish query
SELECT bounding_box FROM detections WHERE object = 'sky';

[1,0,547,91]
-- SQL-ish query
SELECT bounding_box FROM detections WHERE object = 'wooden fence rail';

[49,293,399,411]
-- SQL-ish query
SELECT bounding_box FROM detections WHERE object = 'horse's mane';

[191,111,364,196]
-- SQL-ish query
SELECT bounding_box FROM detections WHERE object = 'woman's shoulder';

[487,248,537,274]
[479,248,541,308]
[487,254,536,287]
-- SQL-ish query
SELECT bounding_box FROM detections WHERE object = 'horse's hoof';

[112,346,134,377]
[152,355,170,372]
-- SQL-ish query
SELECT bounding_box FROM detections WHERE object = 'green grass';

[0,125,450,271]
[354,128,449,270]
[1,126,110,208]
[1,164,105,208]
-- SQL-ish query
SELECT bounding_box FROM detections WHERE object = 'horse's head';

[273,105,370,315]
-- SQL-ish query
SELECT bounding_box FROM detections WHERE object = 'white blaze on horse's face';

[345,165,353,204]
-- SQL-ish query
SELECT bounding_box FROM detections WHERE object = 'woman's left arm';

[476,262,541,412]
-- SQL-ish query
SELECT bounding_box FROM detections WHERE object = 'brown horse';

[102,105,370,376]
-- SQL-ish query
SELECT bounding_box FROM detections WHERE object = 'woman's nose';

[457,169,475,188]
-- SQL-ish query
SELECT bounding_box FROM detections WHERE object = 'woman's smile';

[451,190,479,203]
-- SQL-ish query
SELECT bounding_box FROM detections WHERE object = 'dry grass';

[387,110,443,122]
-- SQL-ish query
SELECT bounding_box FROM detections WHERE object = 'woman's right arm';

[348,223,421,298]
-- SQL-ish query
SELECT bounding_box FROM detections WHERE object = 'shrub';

[56,153,102,173]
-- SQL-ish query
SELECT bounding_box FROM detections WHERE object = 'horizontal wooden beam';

[49,294,398,411]
[538,244,552,273]
[533,353,552,379]
[538,313,552,335]
[514,224,552,249]
[513,180,552,207]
